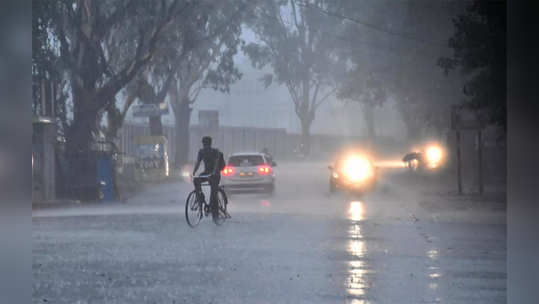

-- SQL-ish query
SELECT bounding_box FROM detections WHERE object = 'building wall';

[117,123,357,165]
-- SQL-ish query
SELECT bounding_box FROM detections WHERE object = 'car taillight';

[222,166,235,176]
[257,165,272,175]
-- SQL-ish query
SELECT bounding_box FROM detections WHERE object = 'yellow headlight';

[425,145,443,166]
[342,156,373,182]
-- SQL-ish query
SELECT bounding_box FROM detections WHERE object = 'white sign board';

[133,103,169,117]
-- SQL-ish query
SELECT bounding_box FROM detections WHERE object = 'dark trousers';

[193,174,220,206]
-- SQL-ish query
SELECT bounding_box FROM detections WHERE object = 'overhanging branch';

[313,86,337,109]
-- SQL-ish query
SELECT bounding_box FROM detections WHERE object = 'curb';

[32,199,124,210]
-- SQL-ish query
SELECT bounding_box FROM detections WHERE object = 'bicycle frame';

[185,175,229,227]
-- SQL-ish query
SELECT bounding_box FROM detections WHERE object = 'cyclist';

[261,147,274,165]
[192,136,226,209]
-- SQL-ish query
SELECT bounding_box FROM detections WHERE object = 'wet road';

[33,162,506,303]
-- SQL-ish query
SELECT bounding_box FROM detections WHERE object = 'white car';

[221,152,276,194]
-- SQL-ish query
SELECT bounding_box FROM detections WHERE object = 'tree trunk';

[396,100,423,144]
[362,103,376,141]
[66,92,98,156]
[299,114,313,156]
[404,117,423,144]
[298,76,313,156]
[149,115,163,136]
[173,100,192,168]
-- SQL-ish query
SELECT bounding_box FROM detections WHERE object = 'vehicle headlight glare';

[425,145,443,165]
[343,156,373,182]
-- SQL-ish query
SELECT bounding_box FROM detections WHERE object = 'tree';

[163,0,246,168]
[338,68,389,141]
[46,0,184,156]
[438,0,506,128]
[101,72,172,143]
[244,0,345,155]
[32,0,56,115]
[67,0,246,169]
[329,0,463,142]
[33,0,79,141]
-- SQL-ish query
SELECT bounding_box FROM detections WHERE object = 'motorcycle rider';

[402,151,423,170]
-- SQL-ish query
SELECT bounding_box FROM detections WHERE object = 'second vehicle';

[328,153,377,195]
[221,152,276,194]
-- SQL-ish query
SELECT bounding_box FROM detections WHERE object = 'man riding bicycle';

[192,136,226,209]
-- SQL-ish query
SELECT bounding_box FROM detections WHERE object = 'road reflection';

[426,248,439,260]
[346,201,371,302]
[426,254,443,301]
[348,201,365,222]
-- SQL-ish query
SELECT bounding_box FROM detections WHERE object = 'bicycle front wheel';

[212,188,228,226]
[185,191,202,228]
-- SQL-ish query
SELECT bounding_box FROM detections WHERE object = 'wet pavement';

[33,162,506,303]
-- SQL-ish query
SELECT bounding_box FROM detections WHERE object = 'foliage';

[438,0,506,127]
[161,0,248,167]
[36,0,186,154]
[332,0,466,140]
[243,0,346,153]
[338,69,388,108]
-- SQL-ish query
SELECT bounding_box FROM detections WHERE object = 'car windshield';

[228,155,265,167]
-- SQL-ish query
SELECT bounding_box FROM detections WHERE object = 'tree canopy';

[438,0,506,128]
[243,0,346,154]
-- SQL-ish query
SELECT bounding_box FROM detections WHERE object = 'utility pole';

[41,79,47,116]
[456,130,462,195]
[477,129,483,195]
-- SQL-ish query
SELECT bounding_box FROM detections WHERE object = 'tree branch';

[156,61,181,102]
[189,79,204,102]
[121,91,137,118]
[96,0,136,38]
[314,86,337,109]
[311,81,320,107]
[290,0,301,31]
[97,0,181,103]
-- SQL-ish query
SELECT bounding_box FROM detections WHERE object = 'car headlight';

[342,156,374,182]
[425,145,444,167]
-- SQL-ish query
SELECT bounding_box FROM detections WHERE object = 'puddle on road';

[426,256,443,301]
[429,272,442,279]
[348,300,369,304]
[426,248,439,260]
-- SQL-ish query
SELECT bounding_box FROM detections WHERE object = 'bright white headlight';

[425,145,443,165]
[343,156,373,182]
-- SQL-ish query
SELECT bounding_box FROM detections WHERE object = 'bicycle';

[185,175,230,227]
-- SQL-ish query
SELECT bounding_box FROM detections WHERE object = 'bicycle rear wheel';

[212,188,228,226]
[185,191,202,228]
